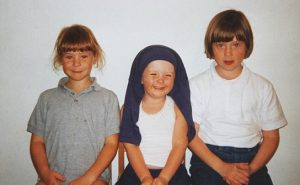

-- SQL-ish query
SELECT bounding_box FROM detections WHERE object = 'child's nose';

[157,76,165,83]
[73,57,81,66]
[224,46,232,56]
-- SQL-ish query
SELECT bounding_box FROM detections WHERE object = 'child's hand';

[141,176,153,185]
[221,162,249,185]
[152,176,168,185]
[40,170,65,185]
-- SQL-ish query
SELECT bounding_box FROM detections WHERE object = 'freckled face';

[212,37,247,79]
[142,60,175,100]
[61,51,95,82]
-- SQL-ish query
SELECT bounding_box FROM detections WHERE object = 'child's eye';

[80,55,89,59]
[216,43,225,48]
[232,42,240,48]
[64,55,73,60]
[165,74,173,77]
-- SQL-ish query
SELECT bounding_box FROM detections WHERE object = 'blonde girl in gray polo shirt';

[27,24,120,185]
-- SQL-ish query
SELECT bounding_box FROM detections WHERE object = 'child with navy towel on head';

[116,45,195,185]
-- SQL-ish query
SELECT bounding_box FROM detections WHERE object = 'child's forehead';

[214,36,242,42]
[63,50,92,55]
[144,60,175,71]
[61,45,92,53]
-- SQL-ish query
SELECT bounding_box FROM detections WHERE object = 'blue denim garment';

[190,144,273,185]
[116,163,191,185]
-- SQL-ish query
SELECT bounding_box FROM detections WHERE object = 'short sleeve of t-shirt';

[105,93,120,137]
[27,92,47,137]
[189,73,210,125]
[259,83,287,130]
[190,83,202,124]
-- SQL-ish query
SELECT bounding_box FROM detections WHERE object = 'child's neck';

[141,96,166,114]
[65,78,93,93]
[215,66,243,80]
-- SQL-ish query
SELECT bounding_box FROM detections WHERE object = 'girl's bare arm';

[30,134,65,185]
[155,105,188,184]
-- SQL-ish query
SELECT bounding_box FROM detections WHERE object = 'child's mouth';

[224,60,234,65]
[154,87,164,90]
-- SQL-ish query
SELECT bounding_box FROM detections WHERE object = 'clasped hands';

[221,162,251,185]
[141,175,168,185]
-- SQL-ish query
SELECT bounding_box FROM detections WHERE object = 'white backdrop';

[0,0,299,184]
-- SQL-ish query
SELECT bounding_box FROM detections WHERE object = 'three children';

[28,9,287,185]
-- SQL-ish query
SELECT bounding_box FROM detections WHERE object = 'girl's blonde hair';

[204,9,253,59]
[53,24,104,70]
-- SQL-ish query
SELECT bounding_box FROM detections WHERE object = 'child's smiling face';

[61,50,95,83]
[142,60,175,100]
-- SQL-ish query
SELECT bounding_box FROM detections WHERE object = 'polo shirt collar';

[58,77,102,93]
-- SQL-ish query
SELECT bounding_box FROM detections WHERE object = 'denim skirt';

[189,144,273,185]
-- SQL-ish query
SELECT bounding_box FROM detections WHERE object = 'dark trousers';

[116,163,191,185]
[189,144,273,185]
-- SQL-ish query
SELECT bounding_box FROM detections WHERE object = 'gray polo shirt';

[27,77,120,184]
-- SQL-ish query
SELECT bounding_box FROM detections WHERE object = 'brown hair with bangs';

[53,24,104,70]
[204,9,253,59]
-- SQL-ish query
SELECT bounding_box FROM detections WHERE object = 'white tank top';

[137,96,175,168]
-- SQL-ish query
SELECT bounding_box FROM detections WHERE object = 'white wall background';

[0,0,299,184]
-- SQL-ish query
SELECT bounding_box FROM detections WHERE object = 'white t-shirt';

[189,62,287,148]
[137,96,175,168]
